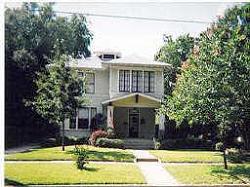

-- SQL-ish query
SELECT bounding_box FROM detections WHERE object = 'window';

[78,72,95,94]
[144,71,155,93]
[78,108,89,129]
[86,73,95,94]
[132,71,143,92]
[77,107,97,129]
[103,54,115,60]
[119,70,130,92]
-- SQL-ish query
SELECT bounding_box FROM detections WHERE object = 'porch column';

[159,114,165,139]
[107,105,114,128]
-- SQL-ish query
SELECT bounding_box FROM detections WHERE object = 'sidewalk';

[132,150,179,186]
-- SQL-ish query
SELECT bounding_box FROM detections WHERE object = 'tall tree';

[31,56,87,151]
[166,3,250,151]
[5,3,92,147]
[155,34,194,95]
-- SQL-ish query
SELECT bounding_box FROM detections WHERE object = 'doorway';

[129,109,139,138]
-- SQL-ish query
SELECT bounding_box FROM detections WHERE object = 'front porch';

[102,93,165,140]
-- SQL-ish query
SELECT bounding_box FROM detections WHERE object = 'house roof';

[102,54,171,67]
[67,52,171,69]
[67,56,103,69]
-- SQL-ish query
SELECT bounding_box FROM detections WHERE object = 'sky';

[5,2,237,60]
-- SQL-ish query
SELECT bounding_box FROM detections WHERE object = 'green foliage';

[155,34,194,95]
[166,3,250,149]
[31,55,87,124]
[215,142,225,151]
[5,3,92,146]
[95,138,125,149]
[73,145,89,170]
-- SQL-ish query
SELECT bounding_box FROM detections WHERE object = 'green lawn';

[5,162,145,185]
[150,150,223,163]
[5,145,134,162]
[165,164,250,184]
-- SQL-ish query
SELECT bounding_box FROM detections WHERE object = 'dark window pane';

[78,108,89,129]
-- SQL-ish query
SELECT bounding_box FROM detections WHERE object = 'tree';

[31,56,87,151]
[155,34,194,95]
[5,3,92,147]
[166,2,250,155]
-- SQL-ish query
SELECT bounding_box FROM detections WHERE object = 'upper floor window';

[132,70,143,92]
[119,70,130,92]
[144,71,155,93]
[86,73,95,94]
[78,72,95,94]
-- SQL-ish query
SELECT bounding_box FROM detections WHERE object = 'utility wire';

[53,10,211,24]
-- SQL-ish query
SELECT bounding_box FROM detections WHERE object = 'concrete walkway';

[132,150,178,186]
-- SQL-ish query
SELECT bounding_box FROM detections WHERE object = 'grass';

[165,164,250,184]
[5,162,145,185]
[150,149,223,163]
[5,145,134,162]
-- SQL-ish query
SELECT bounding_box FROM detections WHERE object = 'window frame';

[144,71,155,93]
[119,70,130,92]
[132,70,143,92]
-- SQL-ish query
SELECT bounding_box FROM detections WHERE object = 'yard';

[5,162,145,185]
[150,149,224,163]
[165,164,250,184]
[5,145,134,162]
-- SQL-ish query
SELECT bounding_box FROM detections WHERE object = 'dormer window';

[103,54,115,59]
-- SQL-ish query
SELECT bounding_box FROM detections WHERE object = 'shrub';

[153,138,161,150]
[41,138,59,147]
[73,145,89,170]
[106,127,115,139]
[160,138,213,150]
[215,142,224,151]
[89,129,108,145]
[95,138,124,149]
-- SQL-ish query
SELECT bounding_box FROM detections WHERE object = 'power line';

[53,10,211,24]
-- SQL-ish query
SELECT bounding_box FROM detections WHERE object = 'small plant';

[106,127,115,138]
[215,142,224,151]
[73,145,89,170]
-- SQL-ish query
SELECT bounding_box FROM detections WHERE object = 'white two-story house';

[64,51,170,139]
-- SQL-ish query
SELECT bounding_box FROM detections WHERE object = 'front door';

[129,113,139,138]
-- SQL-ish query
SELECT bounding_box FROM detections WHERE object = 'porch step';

[124,138,154,150]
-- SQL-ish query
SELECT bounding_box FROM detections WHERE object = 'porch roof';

[102,93,161,108]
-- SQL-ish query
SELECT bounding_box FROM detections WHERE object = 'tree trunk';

[62,120,65,151]
[223,149,228,170]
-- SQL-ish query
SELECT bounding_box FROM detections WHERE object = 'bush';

[160,138,213,150]
[227,148,250,163]
[153,138,161,150]
[95,138,124,149]
[73,145,89,170]
[215,142,224,151]
[41,136,88,147]
[89,130,108,145]
[41,138,60,147]
[106,127,115,139]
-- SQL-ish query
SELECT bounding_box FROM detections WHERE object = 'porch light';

[236,136,244,144]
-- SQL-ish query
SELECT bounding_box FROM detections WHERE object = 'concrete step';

[124,138,154,150]
[136,158,159,162]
